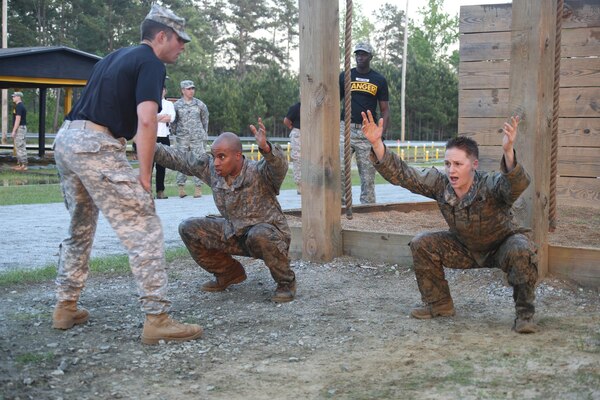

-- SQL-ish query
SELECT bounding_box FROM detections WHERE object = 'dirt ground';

[1,205,599,400]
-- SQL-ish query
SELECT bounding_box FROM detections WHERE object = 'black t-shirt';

[13,102,27,126]
[67,44,165,139]
[285,102,301,129]
[339,68,389,123]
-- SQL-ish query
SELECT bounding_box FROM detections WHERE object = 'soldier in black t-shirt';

[10,92,28,171]
[339,42,390,204]
[52,4,203,345]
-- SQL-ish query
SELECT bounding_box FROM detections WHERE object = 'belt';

[63,120,113,136]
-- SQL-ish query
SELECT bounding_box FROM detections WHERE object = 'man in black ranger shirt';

[339,42,390,204]
[52,4,203,345]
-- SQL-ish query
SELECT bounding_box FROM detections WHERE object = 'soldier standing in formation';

[153,118,297,303]
[362,110,539,334]
[172,79,209,198]
[52,4,203,345]
[10,91,28,171]
[339,42,390,204]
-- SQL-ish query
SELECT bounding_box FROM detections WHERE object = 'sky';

[353,0,511,20]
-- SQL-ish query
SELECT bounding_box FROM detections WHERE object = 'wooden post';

[298,0,342,262]
[508,0,556,278]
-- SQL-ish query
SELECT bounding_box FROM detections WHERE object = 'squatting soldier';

[362,110,539,334]
[52,4,203,344]
[339,42,390,204]
[154,118,297,303]
[171,79,209,198]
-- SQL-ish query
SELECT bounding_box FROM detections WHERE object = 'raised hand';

[361,110,384,145]
[249,117,269,152]
[502,115,520,171]
[502,115,520,154]
[361,110,386,161]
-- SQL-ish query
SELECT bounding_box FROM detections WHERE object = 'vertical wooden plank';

[298,0,342,262]
[508,0,557,278]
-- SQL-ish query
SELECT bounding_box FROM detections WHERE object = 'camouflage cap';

[354,42,373,54]
[11,91,23,98]
[180,80,195,89]
[144,4,191,43]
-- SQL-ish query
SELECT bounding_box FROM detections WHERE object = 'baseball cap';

[144,4,191,43]
[180,80,195,89]
[11,91,23,98]
[354,42,373,54]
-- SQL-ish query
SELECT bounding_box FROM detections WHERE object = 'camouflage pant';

[14,125,28,164]
[289,128,301,186]
[53,126,170,314]
[339,122,376,204]
[174,134,205,187]
[179,216,295,285]
[409,231,538,318]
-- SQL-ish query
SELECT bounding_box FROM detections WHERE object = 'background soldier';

[362,110,539,334]
[283,101,301,194]
[154,118,297,303]
[52,4,203,345]
[171,79,209,198]
[339,42,390,204]
[10,91,28,171]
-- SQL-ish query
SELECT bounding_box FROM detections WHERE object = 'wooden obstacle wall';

[458,1,600,209]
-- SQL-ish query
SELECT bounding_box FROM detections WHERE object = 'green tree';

[374,3,405,65]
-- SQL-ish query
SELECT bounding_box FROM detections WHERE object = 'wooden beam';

[290,227,600,288]
[508,0,557,278]
[548,245,600,288]
[298,0,342,262]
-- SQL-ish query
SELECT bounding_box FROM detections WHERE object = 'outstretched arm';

[361,110,386,161]
[502,115,520,171]
[249,117,270,153]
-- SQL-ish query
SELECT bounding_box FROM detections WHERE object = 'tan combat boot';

[194,186,202,198]
[156,191,168,199]
[52,301,90,330]
[141,313,203,345]
[513,317,538,334]
[271,280,296,303]
[201,264,247,292]
[178,185,187,198]
[410,297,455,319]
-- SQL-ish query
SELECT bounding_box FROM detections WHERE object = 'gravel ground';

[1,254,599,400]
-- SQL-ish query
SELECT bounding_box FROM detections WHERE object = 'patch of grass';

[444,359,475,386]
[0,246,192,286]
[0,159,443,206]
[0,265,58,286]
[15,352,55,365]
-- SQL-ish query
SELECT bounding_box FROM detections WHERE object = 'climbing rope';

[343,0,353,219]
[549,0,563,232]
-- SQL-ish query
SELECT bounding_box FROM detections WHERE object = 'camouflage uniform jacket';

[155,141,290,240]
[371,147,531,261]
[172,98,209,139]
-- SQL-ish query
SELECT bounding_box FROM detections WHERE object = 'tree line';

[8,0,458,141]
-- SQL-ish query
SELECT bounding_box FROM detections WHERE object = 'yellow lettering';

[351,82,378,96]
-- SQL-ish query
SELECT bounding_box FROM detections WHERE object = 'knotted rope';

[549,0,563,232]
[343,0,353,219]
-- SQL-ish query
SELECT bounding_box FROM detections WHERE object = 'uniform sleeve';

[200,102,209,134]
[491,150,531,205]
[154,142,212,184]
[171,101,180,133]
[257,142,288,195]
[370,145,445,200]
